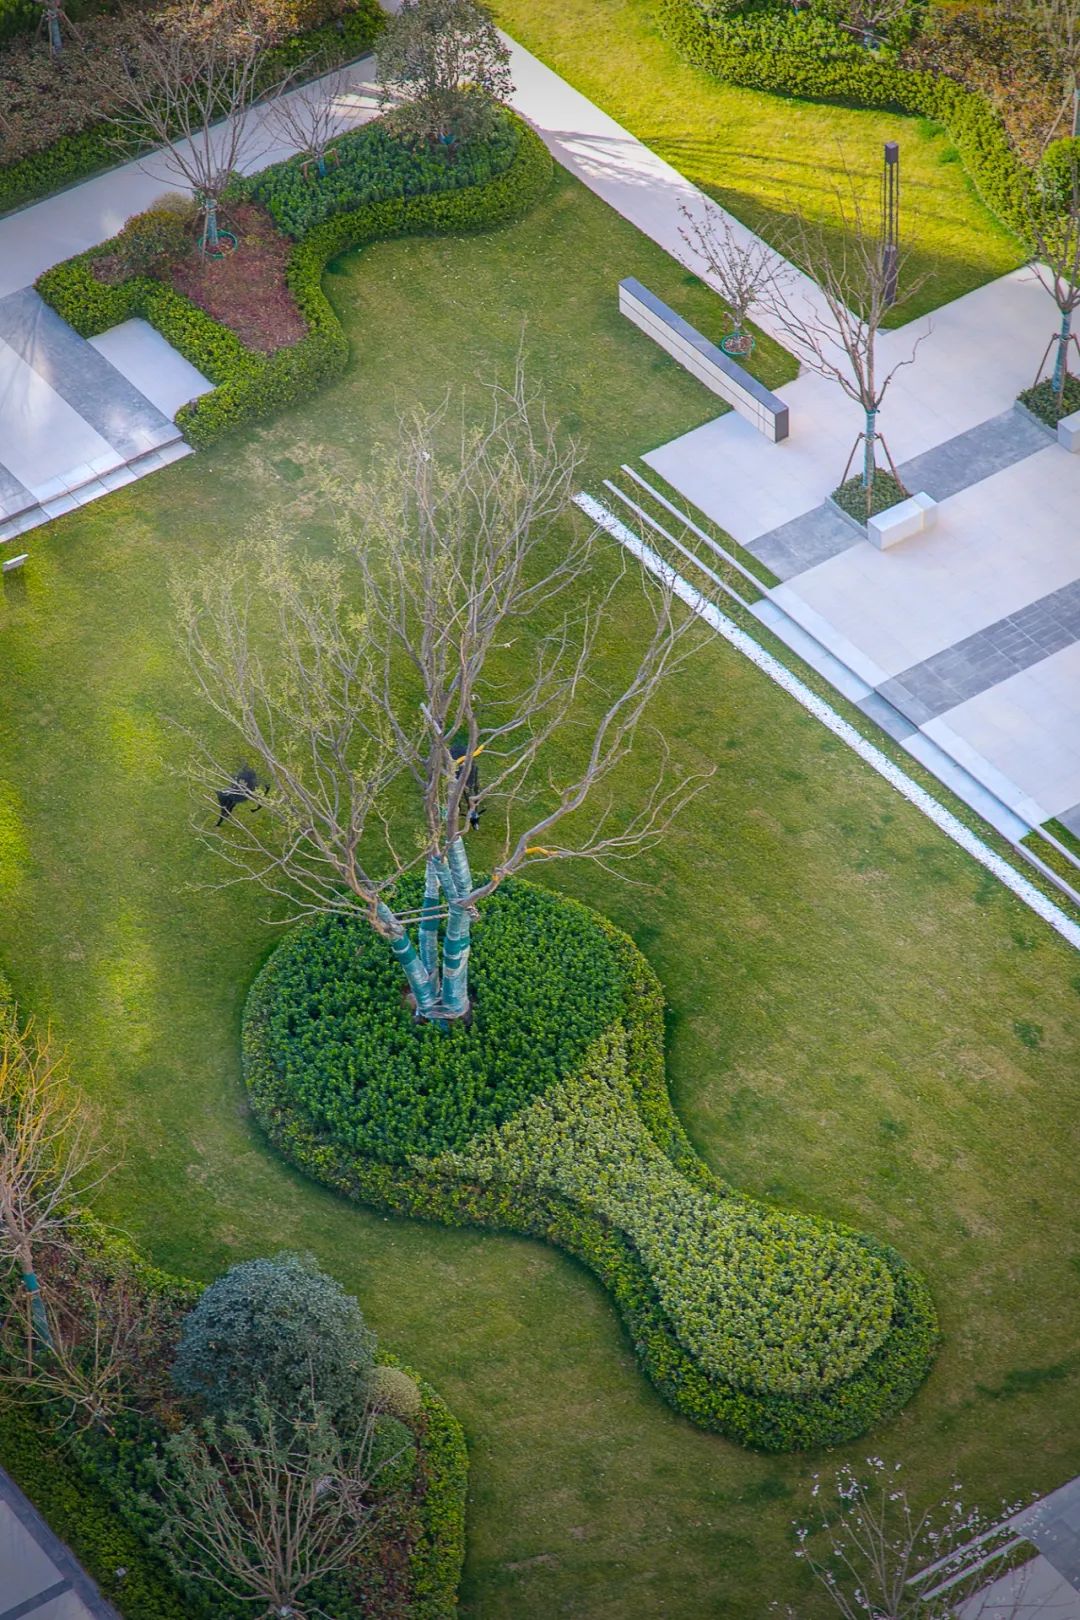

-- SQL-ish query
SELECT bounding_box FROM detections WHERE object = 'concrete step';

[0,439,191,546]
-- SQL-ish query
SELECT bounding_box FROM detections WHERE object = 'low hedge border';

[0,3,385,219]
[243,909,939,1453]
[35,115,553,447]
[654,0,1036,243]
[0,968,469,1620]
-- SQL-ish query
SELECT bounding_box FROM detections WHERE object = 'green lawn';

[1,169,1079,1620]
[494,0,1026,321]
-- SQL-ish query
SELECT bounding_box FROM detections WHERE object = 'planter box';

[618,278,788,442]
[867,491,937,550]
[1058,410,1080,453]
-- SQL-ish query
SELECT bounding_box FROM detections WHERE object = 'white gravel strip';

[576,491,1080,954]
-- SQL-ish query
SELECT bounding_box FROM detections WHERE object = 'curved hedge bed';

[654,0,1037,241]
[244,882,938,1453]
[35,112,553,447]
[0,969,469,1620]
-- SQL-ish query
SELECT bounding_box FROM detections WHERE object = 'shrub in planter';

[1019,373,1080,427]
[36,114,552,446]
[243,879,939,1451]
[172,1251,376,1426]
[832,468,909,520]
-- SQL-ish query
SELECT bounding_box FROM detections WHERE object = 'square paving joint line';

[877,576,1080,722]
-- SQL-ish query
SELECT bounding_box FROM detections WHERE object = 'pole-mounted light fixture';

[882,140,900,310]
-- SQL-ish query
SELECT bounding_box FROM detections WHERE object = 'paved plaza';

[645,268,1080,839]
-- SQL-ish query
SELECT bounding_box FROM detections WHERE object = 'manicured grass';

[1,168,1079,1620]
[494,0,1026,322]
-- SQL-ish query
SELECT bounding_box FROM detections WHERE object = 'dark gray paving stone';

[877,575,1080,721]
[896,406,1050,501]
[1017,1476,1080,1588]
[0,460,34,523]
[745,503,857,580]
[0,288,176,460]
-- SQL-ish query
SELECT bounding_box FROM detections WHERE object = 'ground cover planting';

[245,882,936,1449]
[1,158,1079,1618]
[492,0,1026,320]
[37,108,554,444]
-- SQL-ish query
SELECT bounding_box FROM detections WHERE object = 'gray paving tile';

[877,574,1080,720]
[1057,802,1080,839]
[0,288,175,461]
[0,460,34,522]
[895,406,1050,500]
[0,1469,120,1620]
[745,503,857,580]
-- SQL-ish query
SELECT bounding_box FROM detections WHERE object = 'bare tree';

[678,199,778,356]
[377,0,513,153]
[152,1389,395,1618]
[1005,0,1080,142]
[1028,151,1080,409]
[268,69,347,179]
[762,174,929,516]
[35,0,71,57]
[775,1459,1040,1620]
[175,373,707,1026]
[0,1020,103,1354]
[107,1,272,252]
[0,1264,155,1435]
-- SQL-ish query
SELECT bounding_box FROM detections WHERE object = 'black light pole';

[882,140,900,310]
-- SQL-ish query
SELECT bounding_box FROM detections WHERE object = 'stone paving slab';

[746,501,856,581]
[879,578,1080,723]
[0,290,177,463]
[87,319,213,420]
[0,1468,120,1620]
[895,405,1051,501]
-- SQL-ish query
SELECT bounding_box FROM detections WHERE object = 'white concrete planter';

[1057,409,1080,453]
[867,491,937,550]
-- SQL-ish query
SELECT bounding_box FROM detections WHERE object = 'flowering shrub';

[244,880,939,1448]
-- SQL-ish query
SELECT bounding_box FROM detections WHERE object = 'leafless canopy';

[267,68,348,171]
[762,175,928,418]
[677,200,778,337]
[106,0,274,243]
[777,1459,1039,1620]
[153,1389,395,1619]
[1028,150,1080,398]
[0,1020,103,1296]
[175,370,708,939]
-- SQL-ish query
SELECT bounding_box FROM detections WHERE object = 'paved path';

[0,1465,121,1620]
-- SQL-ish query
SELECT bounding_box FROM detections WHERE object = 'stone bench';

[618,278,789,442]
[1058,410,1080,453]
[867,491,937,551]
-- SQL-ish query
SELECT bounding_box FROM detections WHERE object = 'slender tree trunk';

[20,1269,53,1351]
[863,403,878,512]
[1053,307,1074,405]
[419,859,441,984]
[202,196,220,253]
[46,5,61,55]
[375,902,441,1019]
[438,838,475,1021]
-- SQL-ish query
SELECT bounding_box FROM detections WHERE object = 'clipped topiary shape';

[172,1250,375,1426]
[243,881,938,1451]
[368,1364,423,1419]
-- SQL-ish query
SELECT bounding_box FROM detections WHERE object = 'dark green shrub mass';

[246,110,520,238]
[35,113,552,445]
[245,881,939,1450]
[172,1251,375,1425]
[263,879,624,1161]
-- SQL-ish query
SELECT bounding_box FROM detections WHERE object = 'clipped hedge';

[244,882,939,1452]
[0,966,468,1619]
[654,0,1035,241]
[246,111,521,238]
[0,2,385,218]
[35,114,553,447]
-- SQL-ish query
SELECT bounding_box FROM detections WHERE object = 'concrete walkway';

[0,1465,121,1620]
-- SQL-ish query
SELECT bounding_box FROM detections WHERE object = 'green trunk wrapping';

[21,1271,53,1350]
[430,1031,895,1397]
[419,860,442,985]
[375,902,440,1018]
[1053,307,1073,402]
[446,835,473,900]
[433,854,471,1019]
